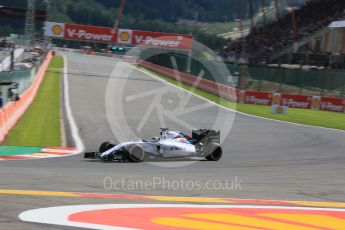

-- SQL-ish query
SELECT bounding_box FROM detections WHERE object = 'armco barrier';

[139,60,345,113]
[0,52,53,143]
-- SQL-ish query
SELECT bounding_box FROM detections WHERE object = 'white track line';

[63,56,84,153]
[129,63,345,134]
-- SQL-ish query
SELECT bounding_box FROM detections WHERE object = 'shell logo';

[120,31,130,42]
[19,204,345,230]
[51,25,63,36]
[276,106,284,113]
[117,29,132,44]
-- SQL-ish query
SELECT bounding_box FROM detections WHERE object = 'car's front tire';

[99,141,115,153]
[205,143,222,161]
[128,145,145,162]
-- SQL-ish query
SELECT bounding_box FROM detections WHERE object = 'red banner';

[320,97,345,112]
[131,30,192,49]
[281,94,312,109]
[44,22,192,50]
[64,24,117,43]
[244,91,272,105]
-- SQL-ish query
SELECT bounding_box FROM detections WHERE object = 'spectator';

[222,0,345,64]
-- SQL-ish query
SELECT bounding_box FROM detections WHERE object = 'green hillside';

[0,0,309,49]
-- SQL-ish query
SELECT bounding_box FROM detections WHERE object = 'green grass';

[236,103,345,130]
[2,56,63,146]
[139,66,345,131]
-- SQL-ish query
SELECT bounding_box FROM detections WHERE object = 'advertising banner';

[44,22,192,50]
[244,91,272,105]
[132,30,193,50]
[45,22,117,43]
[64,23,118,43]
[117,29,133,44]
[311,96,321,110]
[44,22,65,38]
[271,105,288,114]
[271,93,281,106]
[320,97,345,112]
[281,94,312,109]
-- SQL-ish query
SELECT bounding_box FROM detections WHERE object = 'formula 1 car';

[84,128,222,162]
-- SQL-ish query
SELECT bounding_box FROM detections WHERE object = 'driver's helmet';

[161,131,181,140]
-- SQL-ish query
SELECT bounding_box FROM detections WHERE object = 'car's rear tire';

[128,145,145,162]
[205,143,222,161]
[99,141,115,153]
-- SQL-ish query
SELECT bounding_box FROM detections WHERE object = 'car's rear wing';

[192,129,220,152]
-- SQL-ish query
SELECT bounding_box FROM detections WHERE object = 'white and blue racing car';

[84,128,222,162]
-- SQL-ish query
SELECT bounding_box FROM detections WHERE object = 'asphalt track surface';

[0,53,345,229]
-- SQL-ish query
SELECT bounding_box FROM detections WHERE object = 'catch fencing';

[138,57,345,113]
[145,53,345,98]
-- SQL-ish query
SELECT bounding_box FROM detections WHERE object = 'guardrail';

[0,51,53,143]
[139,60,345,113]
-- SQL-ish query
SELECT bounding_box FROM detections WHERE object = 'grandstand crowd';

[222,0,345,65]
